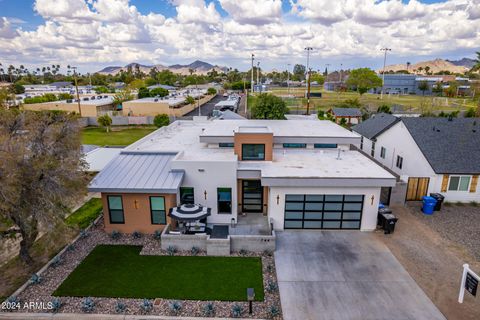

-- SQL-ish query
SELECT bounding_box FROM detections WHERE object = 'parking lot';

[183,95,225,117]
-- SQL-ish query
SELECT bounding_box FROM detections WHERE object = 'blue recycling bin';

[378,203,386,209]
[422,196,437,215]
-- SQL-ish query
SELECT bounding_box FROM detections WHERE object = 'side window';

[380,147,386,159]
[217,188,232,214]
[371,141,375,157]
[150,196,166,224]
[180,187,194,204]
[107,196,124,224]
[396,156,403,169]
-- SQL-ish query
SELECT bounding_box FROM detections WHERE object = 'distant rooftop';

[331,108,362,117]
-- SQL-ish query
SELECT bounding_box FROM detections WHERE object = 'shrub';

[167,246,177,256]
[268,305,281,318]
[115,301,126,313]
[207,87,217,95]
[266,264,274,273]
[67,244,75,252]
[444,201,452,206]
[465,107,477,118]
[263,249,273,257]
[456,201,464,206]
[79,229,89,239]
[97,114,112,133]
[132,231,142,239]
[470,201,478,207]
[29,273,42,285]
[140,299,153,313]
[317,109,325,119]
[150,87,169,97]
[81,297,95,313]
[168,300,182,315]
[191,246,200,256]
[153,114,170,128]
[111,230,121,240]
[239,249,248,256]
[203,302,215,317]
[266,280,278,293]
[51,298,62,313]
[251,93,288,120]
[231,304,243,318]
[185,95,195,105]
[154,230,162,240]
[7,296,20,304]
[65,198,103,229]
[51,256,63,268]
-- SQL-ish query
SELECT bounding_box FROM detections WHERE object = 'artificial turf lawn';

[65,198,103,229]
[53,245,264,301]
[81,126,157,146]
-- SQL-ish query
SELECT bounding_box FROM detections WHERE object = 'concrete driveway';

[275,231,445,320]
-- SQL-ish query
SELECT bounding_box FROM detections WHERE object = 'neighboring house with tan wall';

[23,96,115,117]
[89,118,396,233]
[353,114,480,203]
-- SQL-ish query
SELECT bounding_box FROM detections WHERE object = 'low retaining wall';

[160,225,207,251]
[230,231,276,253]
[206,237,230,256]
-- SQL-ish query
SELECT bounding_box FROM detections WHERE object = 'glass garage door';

[284,194,364,229]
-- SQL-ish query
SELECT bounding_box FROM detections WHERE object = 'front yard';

[54,245,264,301]
[81,126,157,146]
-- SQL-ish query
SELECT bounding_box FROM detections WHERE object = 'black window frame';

[180,187,195,205]
[360,137,364,150]
[107,195,125,224]
[314,143,338,149]
[371,141,375,157]
[242,144,265,161]
[217,187,232,214]
[284,194,364,230]
[396,155,403,169]
[380,146,386,159]
[149,196,167,225]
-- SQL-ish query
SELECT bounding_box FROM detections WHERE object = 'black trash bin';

[429,193,445,211]
[377,207,392,226]
[377,208,398,234]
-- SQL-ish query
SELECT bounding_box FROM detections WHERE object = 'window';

[107,196,124,224]
[219,143,234,148]
[380,147,386,159]
[217,188,232,214]
[283,143,306,148]
[150,196,166,224]
[360,137,363,150]
[242,144,265,160]
[314,143,338,148]
[396,156,403,169]
[180,187,194,204]
[448,176,471,191]
[371,141,375,157]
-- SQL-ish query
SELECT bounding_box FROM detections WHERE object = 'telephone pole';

[287,63,291,95]
[380,48,391,99]
[306,68,312,115]
[69,65,82,116]
[251,54,255,93]
[304,47,313,97]
[256,61,260,92]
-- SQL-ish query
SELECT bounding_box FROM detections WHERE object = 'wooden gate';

[406,177,430,201]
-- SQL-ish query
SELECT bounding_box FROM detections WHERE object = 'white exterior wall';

[267,186,381,231]
[430,174,480,202]
[171,160,238,224]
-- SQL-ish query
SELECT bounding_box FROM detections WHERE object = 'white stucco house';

[89,117,396,234]
[352,114,480,203]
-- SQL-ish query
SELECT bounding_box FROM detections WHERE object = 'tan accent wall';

[122,95,215,117]
[441,174,449,192]
[470,175,478,193]
[101,193,177,234]
[23,102,104,117]
[233,132,273,161]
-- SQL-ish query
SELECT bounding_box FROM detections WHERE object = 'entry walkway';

[275,231,445,320]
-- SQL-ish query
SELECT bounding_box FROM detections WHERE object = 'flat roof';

[236,126,272,134]
[238,149,395,180]
[201,119,360,138]
[85,147,123,172]
[126,97,185,106]
[215,100,238,107]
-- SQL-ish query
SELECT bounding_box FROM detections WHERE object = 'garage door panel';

[284,194,364,230]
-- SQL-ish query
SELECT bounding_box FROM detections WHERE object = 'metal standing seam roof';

[88,151,184,193]
[352,113,400,140]
[331,108,362,117]
[402,117,480,174]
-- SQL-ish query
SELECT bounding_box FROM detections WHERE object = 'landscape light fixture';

[380,48,392,99]
[247,288,255,314]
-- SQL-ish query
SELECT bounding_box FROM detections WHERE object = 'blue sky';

[0,0,478,72]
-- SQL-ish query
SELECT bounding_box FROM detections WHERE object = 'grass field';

[263,87,477,112]
[65,198,103,229]
[81,126,157,146]
[54,245,265,301]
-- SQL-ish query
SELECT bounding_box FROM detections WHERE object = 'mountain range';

[97,60,228,76]
[379,58,476,74]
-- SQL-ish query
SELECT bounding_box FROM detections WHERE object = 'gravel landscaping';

[407,203,480,261]
[2,218,282,319]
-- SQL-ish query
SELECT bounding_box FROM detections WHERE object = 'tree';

[207,87,217,95]
[377,104,392,114]
[345,68,382,95]
[153,114,170,128]
[0,110,88,264]
[310,73,325,85]
[185,95,195,105]
[432,82,443,96]
[13,83,25,94]
[138,87,151,99]
[292,64,306,81]
[417,81,429,96]
[0,87,15,109]
[470,51,480,72]
[113,88,133,107]
[97,114,112,132]
[464,107,477,117]
[251,93,288,119]
[150,87,169,97]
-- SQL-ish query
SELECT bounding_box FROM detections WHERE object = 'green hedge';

[65,198,103,229]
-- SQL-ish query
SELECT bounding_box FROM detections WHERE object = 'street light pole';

[257,62,260,92]
[251,54,255,93]
[194,69,201,116]
[304,47,313,97]
[69,65,82,116]
[380,48,391,100]
[339,63,343,83]
[287,63,291,95]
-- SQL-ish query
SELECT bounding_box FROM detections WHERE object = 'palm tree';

[471,51,480,72]
[406,62,411,73]
[425,66,431,75]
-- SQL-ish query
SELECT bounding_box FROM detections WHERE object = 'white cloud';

[0,0,479,71]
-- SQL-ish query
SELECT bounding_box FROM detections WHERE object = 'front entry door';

[242,180,263,212]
